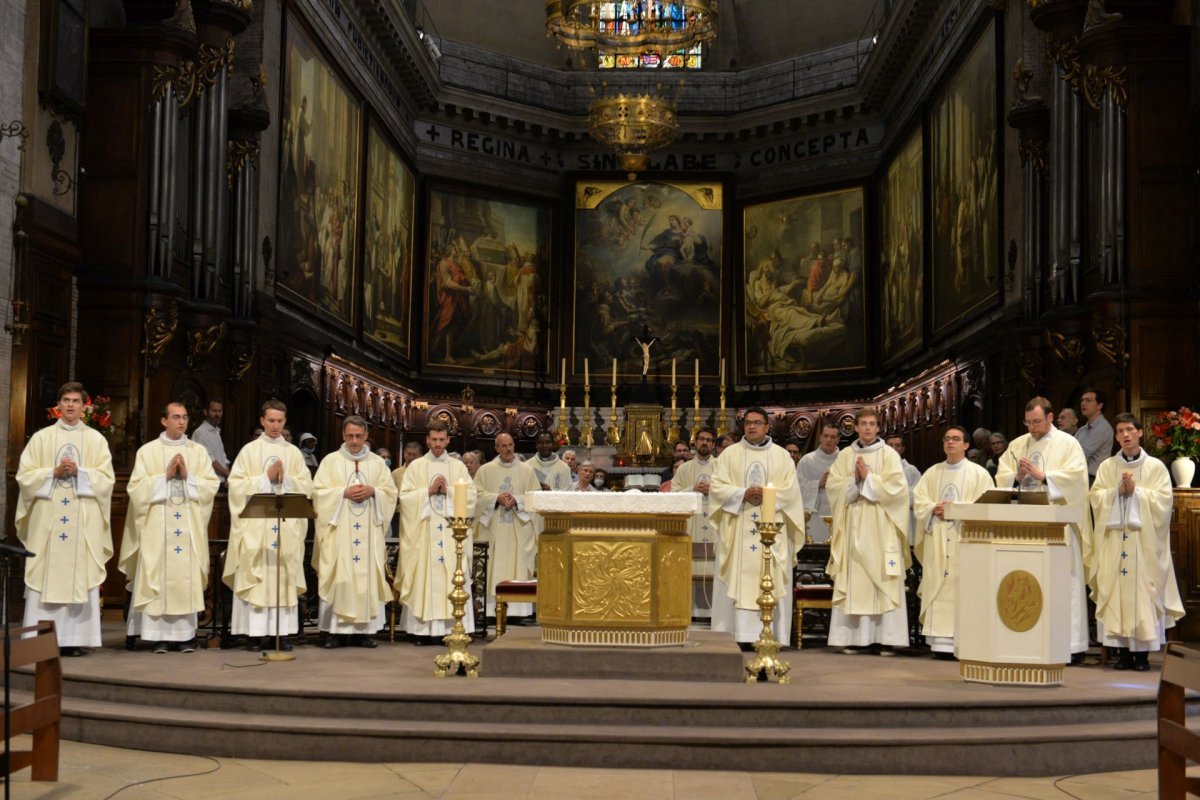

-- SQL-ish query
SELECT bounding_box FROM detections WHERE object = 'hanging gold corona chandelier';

[547,1,717,176]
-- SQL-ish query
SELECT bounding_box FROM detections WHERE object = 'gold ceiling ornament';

[587,86,678,177]
[546,0,717,56]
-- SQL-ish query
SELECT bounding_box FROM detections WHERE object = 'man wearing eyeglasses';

[912,425,994,659]
[709,408,805,648]
[121,402,220,654]
[825,406,912,655]
[995,396,1092,662]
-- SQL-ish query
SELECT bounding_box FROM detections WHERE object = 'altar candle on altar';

[761,483,777,524]
[561,358,566,387]
[720,358,725,386]
[694,358,700,386]
[584,358,589,385]
[454,479,469,518]
[671,358,676,386]
[612,357,618,387]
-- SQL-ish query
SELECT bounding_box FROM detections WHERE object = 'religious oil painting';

[879,126,924,364]
[277,14,362,327]
[742,187,866,377]
[422,185,552,376]
[363,123,416,358]
[930,22,998,335]
[572,180,723,379]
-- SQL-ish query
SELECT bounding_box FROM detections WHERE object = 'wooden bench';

[495,580,537,636]
[792,583,833,649]
[3,621,62,781]
[1159,642,1200,798]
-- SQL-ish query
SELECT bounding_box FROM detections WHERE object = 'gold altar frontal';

[534,500,697,647]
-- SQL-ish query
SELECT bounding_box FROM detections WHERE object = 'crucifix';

[632,325,657,381]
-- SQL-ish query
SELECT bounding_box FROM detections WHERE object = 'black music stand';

[241,493,315,662]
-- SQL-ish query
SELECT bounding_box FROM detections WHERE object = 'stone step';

[22,689,1159,776]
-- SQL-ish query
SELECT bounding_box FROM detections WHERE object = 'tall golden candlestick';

[744,520,791,684]
[665,380,679,446]
[580,381,594,448]
[555,360,570,444]
[607,382,621,445]
[689,379,702,445]
[434,516,480,678]
[717,383,729,438]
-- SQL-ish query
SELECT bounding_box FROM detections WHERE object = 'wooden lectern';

[945,494,1083,686]
[241,492,315,662]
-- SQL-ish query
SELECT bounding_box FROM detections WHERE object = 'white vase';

[1170,457,1197,488]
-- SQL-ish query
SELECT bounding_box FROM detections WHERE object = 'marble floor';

[5,738,1166,799]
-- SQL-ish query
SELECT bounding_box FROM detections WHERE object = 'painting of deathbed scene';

[742,187,866,377]
[573,180,723,378]
[423,187,552,375]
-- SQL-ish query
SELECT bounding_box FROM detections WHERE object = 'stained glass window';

[594,2,705,70]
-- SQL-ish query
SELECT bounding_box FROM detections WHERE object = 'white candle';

[694,358,699,386]
[612,357,618,386]
[454,479,469,518]
[584,357,589,385]
[671,358,676,386]
[720,358,725,386]
[561,358,566,387]
[761,483,776,524]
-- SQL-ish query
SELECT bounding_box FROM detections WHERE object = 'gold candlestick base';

[434,516,480,678]
[745,520,791,684]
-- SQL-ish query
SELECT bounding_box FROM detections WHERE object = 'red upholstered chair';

[494,580,538,636]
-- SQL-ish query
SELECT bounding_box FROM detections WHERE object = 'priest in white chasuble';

[1089,412,1184,670]
[797,422,841,543]
[396,419,478,641]
[530,430,573,491]
[312,415,397,649]
[223,399,314,652]
[671,427,718,619]
[994,396,1092,658]
[474,433,540,617]
[120,402,219,652]
[912,424,994,657]
[15,382,115,655]
[826,406,912,654]
[709,407,805,646]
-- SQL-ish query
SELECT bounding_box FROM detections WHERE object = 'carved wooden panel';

[1170,489,1200,641]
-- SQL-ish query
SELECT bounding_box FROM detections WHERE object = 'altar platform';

[9,623,1193,777]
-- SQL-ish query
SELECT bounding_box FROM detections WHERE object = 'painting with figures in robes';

[277,13,361,327]
[742,187,865,377]
[363,123,416,358]
[930,22,998,334]
[879,126,924,364]
[422,185,552,376]
[572,180,722,379]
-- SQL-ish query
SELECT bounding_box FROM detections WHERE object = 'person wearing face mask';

[299,432,320,473]
[223,399,314,653]
[377,448,393,470]
[592,468,609,491]
[474,433,540,621]
[15,382,115,656]
[826,406,912,656]
[709,408,805,649]
[311,416,397,649]
[395,420,478,644]
[121,401,220,654]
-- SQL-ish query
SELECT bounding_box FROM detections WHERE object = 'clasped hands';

[1118,471,1135,497]
[744,485,763,505]
[54,456,78,479]
[1016,457,1045,484]
[428,474,447,496]
[164,453,189,480]
[693,478,710,496]
[495,491,518,510]
[343,483,375,502]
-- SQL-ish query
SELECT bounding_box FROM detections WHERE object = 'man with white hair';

[562,450,579,483]
[474,433,540,618]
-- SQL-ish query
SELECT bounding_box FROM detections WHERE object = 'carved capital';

[153,38,235,107]
[1082,63,1126,111]
[142,301,180,374]
[1018,136,1049,173]
[1091,318,1130,382]
[226,138,260,189]
[186,321,225,369]
[1044,329,1086,378]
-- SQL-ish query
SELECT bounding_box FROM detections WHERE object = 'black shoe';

[933,652,957,661]
[737,641,755,652]
[152,641,168,654]
[322,635,341,649]
[60,646,84,657]
[351,635,378,649]
[1132,652,1151,672]
[246,637,263,653]
[1070,652,1087,666]
[124,636,138,651]
[277,640,294,652]
[410,634,430,646]
[179,640,196,654]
